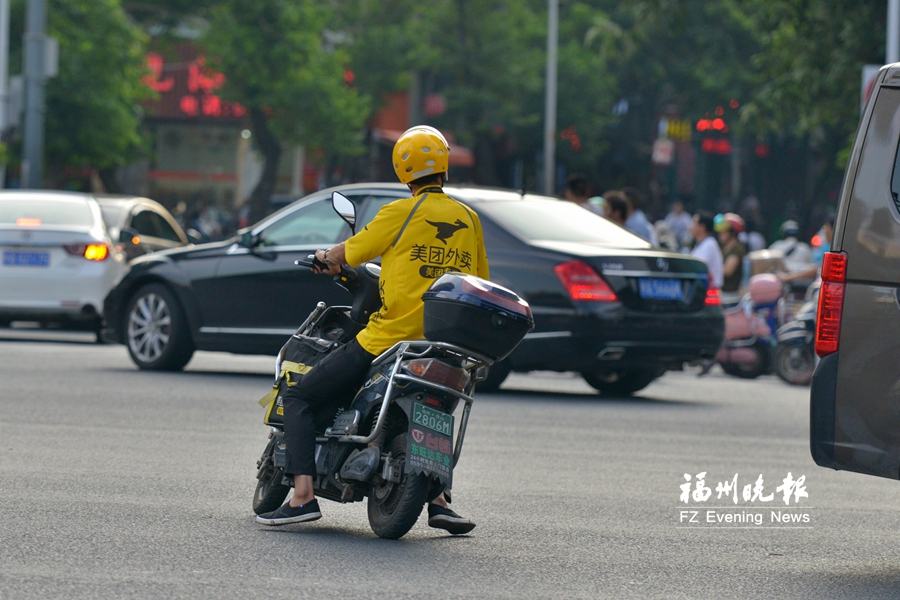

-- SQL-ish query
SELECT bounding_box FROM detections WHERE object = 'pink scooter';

[715,274,784,379]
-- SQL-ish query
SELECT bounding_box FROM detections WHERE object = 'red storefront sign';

[142,48,246,120]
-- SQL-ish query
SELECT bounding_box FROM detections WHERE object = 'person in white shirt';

[769,220,813,273]
[665,201,694,248]
[622,187,658,246]
[690,211,724,289]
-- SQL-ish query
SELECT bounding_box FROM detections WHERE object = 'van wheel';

[581,367,663,396]
[125,283,194,371]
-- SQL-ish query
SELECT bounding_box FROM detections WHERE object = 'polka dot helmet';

[392,125,450,184]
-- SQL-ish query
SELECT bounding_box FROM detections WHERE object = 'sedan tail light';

[705,271,721,306]
[63,243,109,261]
[554,260,617,302]
[815,251,847,357]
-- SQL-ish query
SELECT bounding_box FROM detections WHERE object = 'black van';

[811,63,900,479]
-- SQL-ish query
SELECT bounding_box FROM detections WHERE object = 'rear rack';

[316,339,492,468]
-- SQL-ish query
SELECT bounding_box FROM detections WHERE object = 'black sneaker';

[256,499,322,526]
[427,504,476,535]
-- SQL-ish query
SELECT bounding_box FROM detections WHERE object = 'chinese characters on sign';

[143,52,246,119]
[677,472,812,528]
[680,472,808,506]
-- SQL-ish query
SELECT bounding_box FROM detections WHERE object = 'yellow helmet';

[392,125,450,184]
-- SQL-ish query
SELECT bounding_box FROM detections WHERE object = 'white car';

[0,191,127,329]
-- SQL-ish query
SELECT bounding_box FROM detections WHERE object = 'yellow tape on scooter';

[256,361,315,407]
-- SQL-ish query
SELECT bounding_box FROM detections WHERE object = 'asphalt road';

[2,329,900,599]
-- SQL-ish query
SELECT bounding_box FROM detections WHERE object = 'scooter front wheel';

[252,437,291,515]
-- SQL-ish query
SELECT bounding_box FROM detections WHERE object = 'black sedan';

[102,184,724,395]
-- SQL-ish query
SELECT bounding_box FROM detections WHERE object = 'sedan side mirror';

[185,228,203,244]
[119,227,140,245]
[240,229,261,249]
[332,192,356,235]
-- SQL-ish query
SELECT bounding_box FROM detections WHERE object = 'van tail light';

[402,358,470,391]
[63,243,109,261]
[815,251,847,357]
[554,260,617,302]
[704,272,721,306]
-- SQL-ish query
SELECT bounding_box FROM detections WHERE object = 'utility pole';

[542,0,558,196]
[890,0,899,63]
[0,0,10,188]
[22,0,46,189]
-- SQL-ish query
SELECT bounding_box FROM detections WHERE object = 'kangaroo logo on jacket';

[426,219,468,244]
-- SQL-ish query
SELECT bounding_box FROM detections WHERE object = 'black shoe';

[256,499,322,526]
[427,504,476,535]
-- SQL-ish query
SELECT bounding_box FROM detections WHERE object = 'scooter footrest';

[339,446,381,482]
[325,410,360,436]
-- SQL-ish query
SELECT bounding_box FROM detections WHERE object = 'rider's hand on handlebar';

[311,249,342,276]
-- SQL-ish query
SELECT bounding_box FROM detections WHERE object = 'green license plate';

[412,402,453,436]
[408,402,454,486]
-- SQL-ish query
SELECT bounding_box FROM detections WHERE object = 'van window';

[841,86,900,283]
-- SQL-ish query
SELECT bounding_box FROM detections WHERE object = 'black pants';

[281,337,376,477]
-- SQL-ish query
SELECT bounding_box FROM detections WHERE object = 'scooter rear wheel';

[773,342,814,386]
[367,433,430,540]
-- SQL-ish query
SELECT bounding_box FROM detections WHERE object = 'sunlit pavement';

[1,329,899,599]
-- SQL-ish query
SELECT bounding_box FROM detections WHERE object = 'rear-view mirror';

[332,192,356,235]
[119,227,140,245]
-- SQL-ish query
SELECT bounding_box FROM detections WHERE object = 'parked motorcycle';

[715,274,784,379]
[773,282,819,386]
[253,192,534,539]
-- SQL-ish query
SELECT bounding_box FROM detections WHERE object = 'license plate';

[407,402,454,486]
[2,251,50,267]
[412,402,453,436]
[638,278,683,300]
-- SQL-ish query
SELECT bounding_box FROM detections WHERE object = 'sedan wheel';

[125,283,194,371]
[581,367,663,396]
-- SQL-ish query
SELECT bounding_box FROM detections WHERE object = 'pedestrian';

[621,187,658,246]
[564,173,603,215]
[714,213,747,305]
[780,217,834,284]
[602,191,629,227]
[690,211,723,289]
[739,217,766,252]
[665,201,694,248]
[769,220,812,274]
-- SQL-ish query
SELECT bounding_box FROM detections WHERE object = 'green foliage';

[734,0,884,140]
[8,0,150,174]
[44,0,151,171]
[201,0,368,158]
[338,0,618,185]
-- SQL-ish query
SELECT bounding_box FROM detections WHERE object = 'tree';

[339,0,618,190]
[201,0,369,223]
[10,0,151,189]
